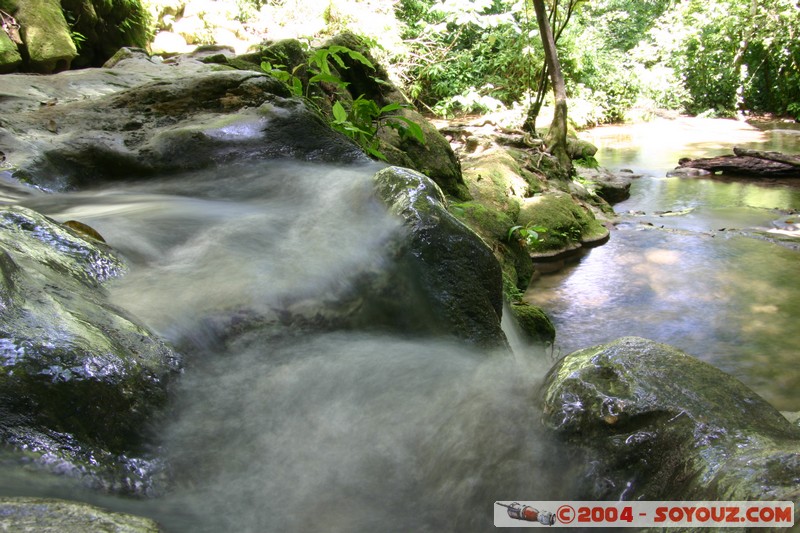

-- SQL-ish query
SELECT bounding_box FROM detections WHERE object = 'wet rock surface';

[541,337,800,503]
[0,205,180,493]
[373,166,507,348]
[0,497,161,532]
[0,49,365,191]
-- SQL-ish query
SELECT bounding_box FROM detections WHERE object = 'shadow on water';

[529,118,800,411]
[3,160,574,531]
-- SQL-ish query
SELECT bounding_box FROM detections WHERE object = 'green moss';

[462,149,528,217]
[450,200,514,242]
[518,192,607,252]
[16,0,77,72]
[510,302,555,344]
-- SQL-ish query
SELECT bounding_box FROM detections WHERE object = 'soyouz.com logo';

[494,501,795,528]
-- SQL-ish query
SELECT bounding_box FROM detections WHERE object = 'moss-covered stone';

[449,200,514,243]
[449,200,535,293]
[0,28,22,73]
[378,108,469,200]
[517,192,608,253]
[461,148,529,217]
[510,302,555,344]
[542,337,800,502]
[60,0,151,68]
[14,0,78,73]
[372,166,507,348]
[0,205,180,490]
[0,497,161,532]
[566,136,598,160]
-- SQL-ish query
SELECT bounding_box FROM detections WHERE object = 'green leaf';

[308,49,331,74]
[332,101,348,123]
[388,117,425,144]
[308,72,349,87]
[366,145,388,161]
[379,102,403,114]
[290,77,303,97]
[344,49,374,69]
[329,51,347,70]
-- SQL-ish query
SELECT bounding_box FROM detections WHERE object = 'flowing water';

[1,160,567,531]
[526,117,800,411]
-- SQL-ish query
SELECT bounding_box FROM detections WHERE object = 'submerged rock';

[0,497,161,532]
[541,337,800,503]
[0,205,180,492]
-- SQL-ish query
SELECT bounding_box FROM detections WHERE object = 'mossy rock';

[461,148,530,217]
[449,200,535,294]
[542,337,800,502]
[0,28,22,73]
[518,192,608,253]
[566,136,598,160]
[260,39,308,74]
[449,201,513,243]
[372,166,507,348]
[510,302,555,344]
[14,0,77,72]
[0,497,161,532]
[377,109,468,200]
[322,31,406,107]
[60,0,150,68]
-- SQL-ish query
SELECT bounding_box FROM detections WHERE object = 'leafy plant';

[331,97,424,160]
[508,223,548,247]
[574,155,600,169]
[262,44,425,160]
[260,61,305,97]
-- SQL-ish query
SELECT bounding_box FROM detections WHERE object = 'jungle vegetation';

[390,0,800,125]
[143,0,799,126]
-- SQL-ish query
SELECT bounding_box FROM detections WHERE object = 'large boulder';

[541,337,800,503]
[371,166,507,348]
[6,0,78,73]
[0,205,181,493]
[0,55,366,190]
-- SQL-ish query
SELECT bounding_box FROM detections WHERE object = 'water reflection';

[530,119,800,411]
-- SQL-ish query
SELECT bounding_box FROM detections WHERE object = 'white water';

[6,159,565,531]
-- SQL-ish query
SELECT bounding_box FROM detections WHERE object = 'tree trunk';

[532,0,572,175]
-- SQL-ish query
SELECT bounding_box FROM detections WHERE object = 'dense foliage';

[143,0,800,124]
[392,0,800,123]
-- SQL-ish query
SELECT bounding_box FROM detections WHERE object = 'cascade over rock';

[372,166,507,348]
[0,205,180,493]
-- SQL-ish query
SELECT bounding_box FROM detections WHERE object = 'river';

[1,118,798,530]
[525,117,800,411]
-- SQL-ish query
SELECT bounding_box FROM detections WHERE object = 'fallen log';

[732,146,800,167]
[677,147,800,178]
